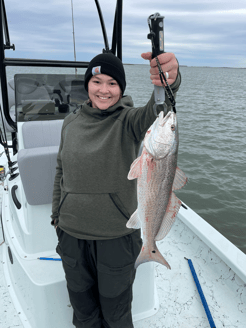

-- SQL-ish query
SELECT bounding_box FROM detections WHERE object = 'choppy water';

[2,64,246,253]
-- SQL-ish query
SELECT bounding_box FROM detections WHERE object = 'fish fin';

[135,244,171,270]
[155,192,181,241]
[126,210,142,229]
[127,155,143,180]
[172,167,188,191]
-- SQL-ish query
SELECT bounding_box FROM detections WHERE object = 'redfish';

[127,110,187,269]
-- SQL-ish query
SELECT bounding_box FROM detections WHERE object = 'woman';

[51,51,180,328]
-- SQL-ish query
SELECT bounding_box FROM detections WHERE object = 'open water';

[3,64,246,254]
[125,65,246,254]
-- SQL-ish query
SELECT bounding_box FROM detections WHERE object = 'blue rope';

[185,258,216,328]
[38,257,62,261]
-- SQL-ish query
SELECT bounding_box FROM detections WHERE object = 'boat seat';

[22,120,63,149]
[18,145,59,205]
[18,120,63,205]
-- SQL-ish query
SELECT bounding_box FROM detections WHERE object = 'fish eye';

[171,124,175,131]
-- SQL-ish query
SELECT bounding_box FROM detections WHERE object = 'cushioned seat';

[18,145,59,205]
[22,120,63,149]
[18,120,63,205]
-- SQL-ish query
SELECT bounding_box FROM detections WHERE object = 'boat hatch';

[14,73,87,122]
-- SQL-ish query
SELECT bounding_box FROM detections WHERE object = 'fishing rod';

[147,13,176,114]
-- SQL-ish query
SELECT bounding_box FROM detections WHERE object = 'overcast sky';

[4,0,246,67]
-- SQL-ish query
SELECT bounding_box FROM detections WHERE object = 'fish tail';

[135,245,171,270]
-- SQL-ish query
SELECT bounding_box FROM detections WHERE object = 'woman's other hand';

[141,52,178,86]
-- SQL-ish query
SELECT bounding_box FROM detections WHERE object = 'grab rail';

[11,185,21,209]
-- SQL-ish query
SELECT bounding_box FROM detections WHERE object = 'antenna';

[71,0,77,74]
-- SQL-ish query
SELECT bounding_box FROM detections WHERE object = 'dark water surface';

[3,64,246,253]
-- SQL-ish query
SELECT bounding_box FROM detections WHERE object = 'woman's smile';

[98,95,110,100]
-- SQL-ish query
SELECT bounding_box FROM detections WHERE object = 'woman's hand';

[141,52,178,86]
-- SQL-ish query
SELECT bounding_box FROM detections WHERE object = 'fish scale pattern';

[127,111,187,269]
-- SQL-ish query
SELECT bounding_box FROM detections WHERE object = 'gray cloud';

[4,0,246,67]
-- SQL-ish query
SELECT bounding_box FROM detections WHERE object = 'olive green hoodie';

[51,74,181,240]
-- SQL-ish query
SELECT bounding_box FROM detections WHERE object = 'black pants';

[56,227,142,328]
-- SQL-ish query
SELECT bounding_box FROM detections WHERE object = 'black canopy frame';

[0,0,123,154]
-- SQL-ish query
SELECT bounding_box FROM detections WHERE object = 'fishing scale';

[148,13,176,114]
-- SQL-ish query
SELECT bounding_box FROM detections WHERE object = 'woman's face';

[88,74,122,110]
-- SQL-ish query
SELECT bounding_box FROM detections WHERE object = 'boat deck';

[1,183,246,328]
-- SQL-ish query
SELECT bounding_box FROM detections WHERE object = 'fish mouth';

[159,111,176,127]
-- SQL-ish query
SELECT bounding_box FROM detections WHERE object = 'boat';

[0,1,246,327]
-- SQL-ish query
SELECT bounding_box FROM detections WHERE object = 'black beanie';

[84,53,126,94]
